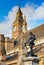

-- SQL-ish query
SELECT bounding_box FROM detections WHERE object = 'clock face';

[19,17,23,22]
[13,27,16,32]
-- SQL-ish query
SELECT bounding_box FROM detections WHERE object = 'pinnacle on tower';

[16,7,22,17]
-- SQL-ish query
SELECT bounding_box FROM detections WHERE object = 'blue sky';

[0,0,44,21]
[0,0,44,37]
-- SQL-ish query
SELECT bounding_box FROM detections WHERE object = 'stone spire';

[16,7,22,17]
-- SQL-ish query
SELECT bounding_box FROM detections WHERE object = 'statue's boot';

[26,52,37,57]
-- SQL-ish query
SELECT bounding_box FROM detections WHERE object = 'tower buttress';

[23,16,27,33]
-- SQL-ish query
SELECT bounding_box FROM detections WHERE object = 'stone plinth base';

[0,61,6,65]
[22,57,40,65]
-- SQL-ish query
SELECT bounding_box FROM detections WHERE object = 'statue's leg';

[30,44,33,56]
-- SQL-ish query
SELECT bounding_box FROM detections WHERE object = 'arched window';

[14,40,17,46]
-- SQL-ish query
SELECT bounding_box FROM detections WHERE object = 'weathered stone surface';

[23,57,40,65]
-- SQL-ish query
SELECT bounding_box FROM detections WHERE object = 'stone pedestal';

[22,57,40,65]
[0,61,6,65]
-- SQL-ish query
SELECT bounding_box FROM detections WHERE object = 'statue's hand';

[25,43,26,46]
[22,43,26,49]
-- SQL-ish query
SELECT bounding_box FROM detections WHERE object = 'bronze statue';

[24,32,37,57]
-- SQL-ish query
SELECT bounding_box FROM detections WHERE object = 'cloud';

[0,3,44,38]
[22,3,44,29]
[31,3,44,20]
[0,6,18,38]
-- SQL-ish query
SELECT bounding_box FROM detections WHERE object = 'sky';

[0,0,44,38]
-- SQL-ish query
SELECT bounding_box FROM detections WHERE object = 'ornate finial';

[24,16,27,25]
[24,16,26,21]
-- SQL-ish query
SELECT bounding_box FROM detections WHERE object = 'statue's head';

[30,32,33,35]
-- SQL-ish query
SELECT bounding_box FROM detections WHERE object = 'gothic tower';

[12,7,27,39]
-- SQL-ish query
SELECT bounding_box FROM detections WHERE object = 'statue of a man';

[24,32,36,56]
